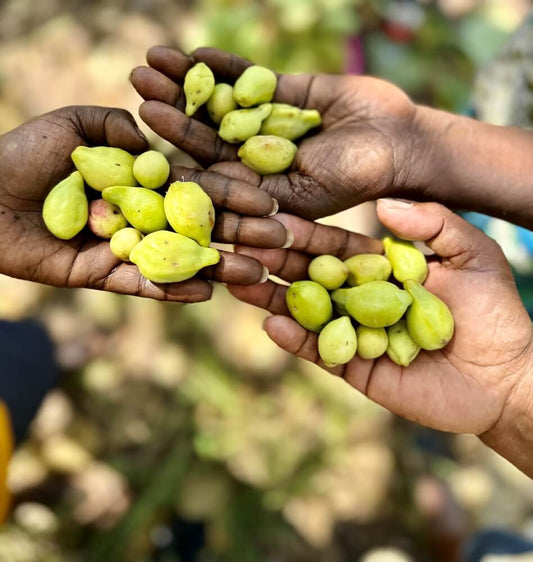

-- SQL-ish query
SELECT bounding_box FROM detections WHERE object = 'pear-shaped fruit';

[42,171,88,240]
[164,181,215,247]
[133,150,170,189]
[404,280,454,350]
[356,326,388,360]
[129,230,220,283]
[233,65,277,107]
[87,199,127,239]
[330,288,354,317]
[238,135,297,175]
[308,255,349,290]
[286,280,333,333]
[184,62,215,117]
[386,319,420,367]
[102,186,167,234]
[344,254,391,286]
[260,103,322,141]
[218,104,272,144]
[318,317,357,367]
[71,146,136,191]
[383,237,428,284]
[345,280,413,328]
[109,228,143,261]
[207,83,239,125]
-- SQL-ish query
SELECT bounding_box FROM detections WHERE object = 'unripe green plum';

[286,280,333,333]
[110,228,143,261]
[383,237,428,284]
[133,150,170,189]
[386,319,420,367]
[356,326,388,360]
[184,62,215,117]
[308,255,349,290]
[318,316,357,367]
[344,254,391,286]
[207,83,238,124]
[233,65,277,107]
[238,135,297,175]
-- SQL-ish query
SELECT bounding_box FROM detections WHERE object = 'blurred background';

[1,1,533,561]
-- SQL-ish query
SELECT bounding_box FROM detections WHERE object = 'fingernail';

[281,229,294,249]
[378,198,414,209]
[259,266,270,284]
[268,198,279,217]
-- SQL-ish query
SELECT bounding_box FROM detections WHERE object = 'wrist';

[480,336,533,477]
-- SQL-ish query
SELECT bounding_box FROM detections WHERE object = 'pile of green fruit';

[287,238,454,367]
[184,62,322,174]
[42,146,220,283]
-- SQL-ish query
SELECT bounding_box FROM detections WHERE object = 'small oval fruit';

[129,230,220,283]
[238,135,297,175]
[109,228,144,261]
[308,255,349,290]
[184,62,215,117]
[356,326,388,360]
[345,280,413,328]
[42,171,88,240]
[383,237,428,284]
[233,65,277,107]
[133,150,170,189]
[404,280,454,351]
[330,288,354,317]
[344,254,391,286]
[71,146,136,191]
[260,103,322,141]
[218,104,272,144]
[88,199,128,239]
[102,186,168,234]
[386,319,420,367]
[207,83,238,124]
[286,280,333,333]
[318,317,357,367]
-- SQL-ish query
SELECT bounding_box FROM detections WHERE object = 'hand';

[228,199,533,474]
[130,46,422,220]
[0,106,289,303]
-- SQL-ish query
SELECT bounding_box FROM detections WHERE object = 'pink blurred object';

[344,36,365,75]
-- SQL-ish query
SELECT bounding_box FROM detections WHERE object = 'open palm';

[229,200,533,436]
[130,46,419,220]
[0,106,291,302]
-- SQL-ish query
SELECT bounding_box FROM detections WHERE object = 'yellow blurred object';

[0,400,14,523]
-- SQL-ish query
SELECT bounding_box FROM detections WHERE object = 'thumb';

[60,106,149,153]
[376,199,509,271]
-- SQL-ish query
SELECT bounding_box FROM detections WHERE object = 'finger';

[376,199,509,271]
[130,66,184,110]
[146,45,194,82]
[234,247,309,282]
[227,280,289,315]
[169,166,277,217]
[67,106,149,154]
[207,161,262,186]
[202,250,268,285]
[139,100,238,167]
[263,316,344,375]
[213,213,290,249]
[96,262,212,303]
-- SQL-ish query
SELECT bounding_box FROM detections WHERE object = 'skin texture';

[131,46,533,228]
[0,106,300,302]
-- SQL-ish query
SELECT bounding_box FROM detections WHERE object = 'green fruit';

[356,326,388,360]
[87,199,127,239]
[42,171,88,240]
[386,319,420,367]
[318,316,357,367]
[133,150,170,189]
[344,254,391,286]
[345,280,413,328]
[184,62,215,117]
[286,280,333,333]
[129,230,220,283]
[109,228,143,261]
[383,237,428,284]
[238,135,297,175]
[330,288,354,317]
[308,255,349,290]
[71,146,136,191]
[260,103,322,141]
[218,104,272,144]
[207,83,238,125]
[233,65,277,107]
[404,280,454,351]
[164,181,215,247]
[102,186,168,234]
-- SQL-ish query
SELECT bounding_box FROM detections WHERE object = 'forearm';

[408,106,533,229]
